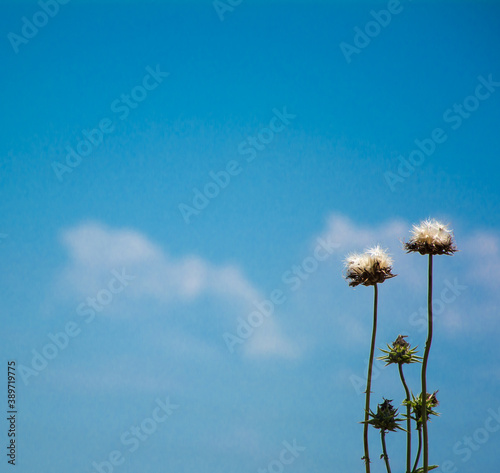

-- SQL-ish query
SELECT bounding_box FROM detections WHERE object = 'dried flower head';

[365,399,405,432]
[404,219,457,256]
[344,245,396,287]
[404,391,440,426]
[378,335,422,365]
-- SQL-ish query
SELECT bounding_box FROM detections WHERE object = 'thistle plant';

[404,219,456,473]
[344,246,396,473]
[365,399,405,473]
[340,219,457,473]
[404,391,440,473]
[379,335,422,473]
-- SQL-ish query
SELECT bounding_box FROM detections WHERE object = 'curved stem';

[398,364,412,473]
[412,426,422,473]
[363,284,378,473]
[381,430,392,473]
[421,254,433,473]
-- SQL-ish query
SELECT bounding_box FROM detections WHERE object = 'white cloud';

[317,213,407,251]
[463,230,500,291]
[60,222,260,303]
[57,221,297,359]
[55,218,500,365]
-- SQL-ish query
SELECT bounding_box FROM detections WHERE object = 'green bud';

[365,399,406,432]
[404,391,440,427]
[378,335,422,365]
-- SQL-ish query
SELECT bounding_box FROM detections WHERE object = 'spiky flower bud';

[404,391,440,426]
[344,245,396,287]
[404,219,457,256]
[365,399,405,432]
[378,335,422,365]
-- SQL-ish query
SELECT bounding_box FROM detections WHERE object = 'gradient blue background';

[1,1,499,472]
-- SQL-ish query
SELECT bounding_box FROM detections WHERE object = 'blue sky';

[1,1,500,472]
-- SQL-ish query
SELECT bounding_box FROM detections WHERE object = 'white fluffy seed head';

[405,219,457,255]
[410,219,452,245]
[344,246,395,287]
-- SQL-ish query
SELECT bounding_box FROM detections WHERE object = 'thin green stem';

[421,254,433,473]
[412,426,422,473]
[363,284,378,473]
[381,430,392,473]
[398,364,412,473]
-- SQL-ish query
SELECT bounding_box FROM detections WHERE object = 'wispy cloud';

[463,230,500,291]
[317,213,407,251]
[56,221,297,358]
[59,221,260,303]
[54,217,500,368]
